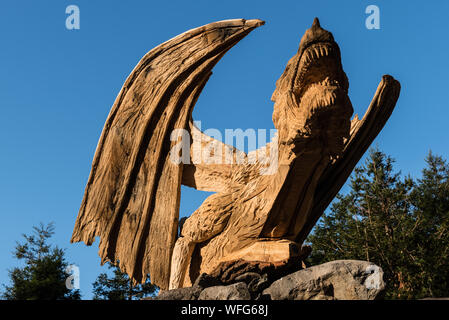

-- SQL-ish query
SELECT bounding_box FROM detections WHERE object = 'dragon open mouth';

[297,42,341,86]
[296,40,348,113]
[271,18,354,156]
[290,19,353,155]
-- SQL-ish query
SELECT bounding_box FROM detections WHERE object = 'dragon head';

[272,18,353,158]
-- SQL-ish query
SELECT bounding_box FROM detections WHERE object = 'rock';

[155,286,203,300]
[232,272,271,299]
[148,260,386,300]
[193,273,222,288]
[262,260,385,300]
[209,254,306,285]
[248,273,270,295]
[198,282,251,300]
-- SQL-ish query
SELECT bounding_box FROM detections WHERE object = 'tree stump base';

[209,244,311,285]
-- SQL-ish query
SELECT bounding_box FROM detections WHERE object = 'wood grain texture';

[72,18,400,290]
[176,19,400,288]
[71,19,265,290]
[295,75,401,244]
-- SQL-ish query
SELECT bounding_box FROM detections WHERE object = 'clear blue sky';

[1,0,448,299]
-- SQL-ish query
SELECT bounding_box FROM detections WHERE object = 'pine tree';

[92,262,156,300]
[2,223,81,300]
[408,152,449,298]
[307,148,417,299]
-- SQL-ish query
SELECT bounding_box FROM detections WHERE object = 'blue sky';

[1,0,448,299]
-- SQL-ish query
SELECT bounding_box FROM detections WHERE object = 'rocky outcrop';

[199,283,251,300]
[151,260,385,300]
[208,245,311,285]
[156,286,203,300]
[262,260,385,300]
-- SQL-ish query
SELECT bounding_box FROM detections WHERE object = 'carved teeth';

[320,47,325,56]
[305,52,312,64]
[301,43,334,67]
[297,43,340,95]
[317,77,339,87]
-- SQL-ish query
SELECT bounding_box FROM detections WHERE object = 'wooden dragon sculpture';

[71,18,400,290]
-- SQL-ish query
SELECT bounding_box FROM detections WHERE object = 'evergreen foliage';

[307,148,449,299]
[2,223,81,300]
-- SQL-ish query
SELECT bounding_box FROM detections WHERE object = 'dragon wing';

[71,19,264,289]
[181,120,250,193]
